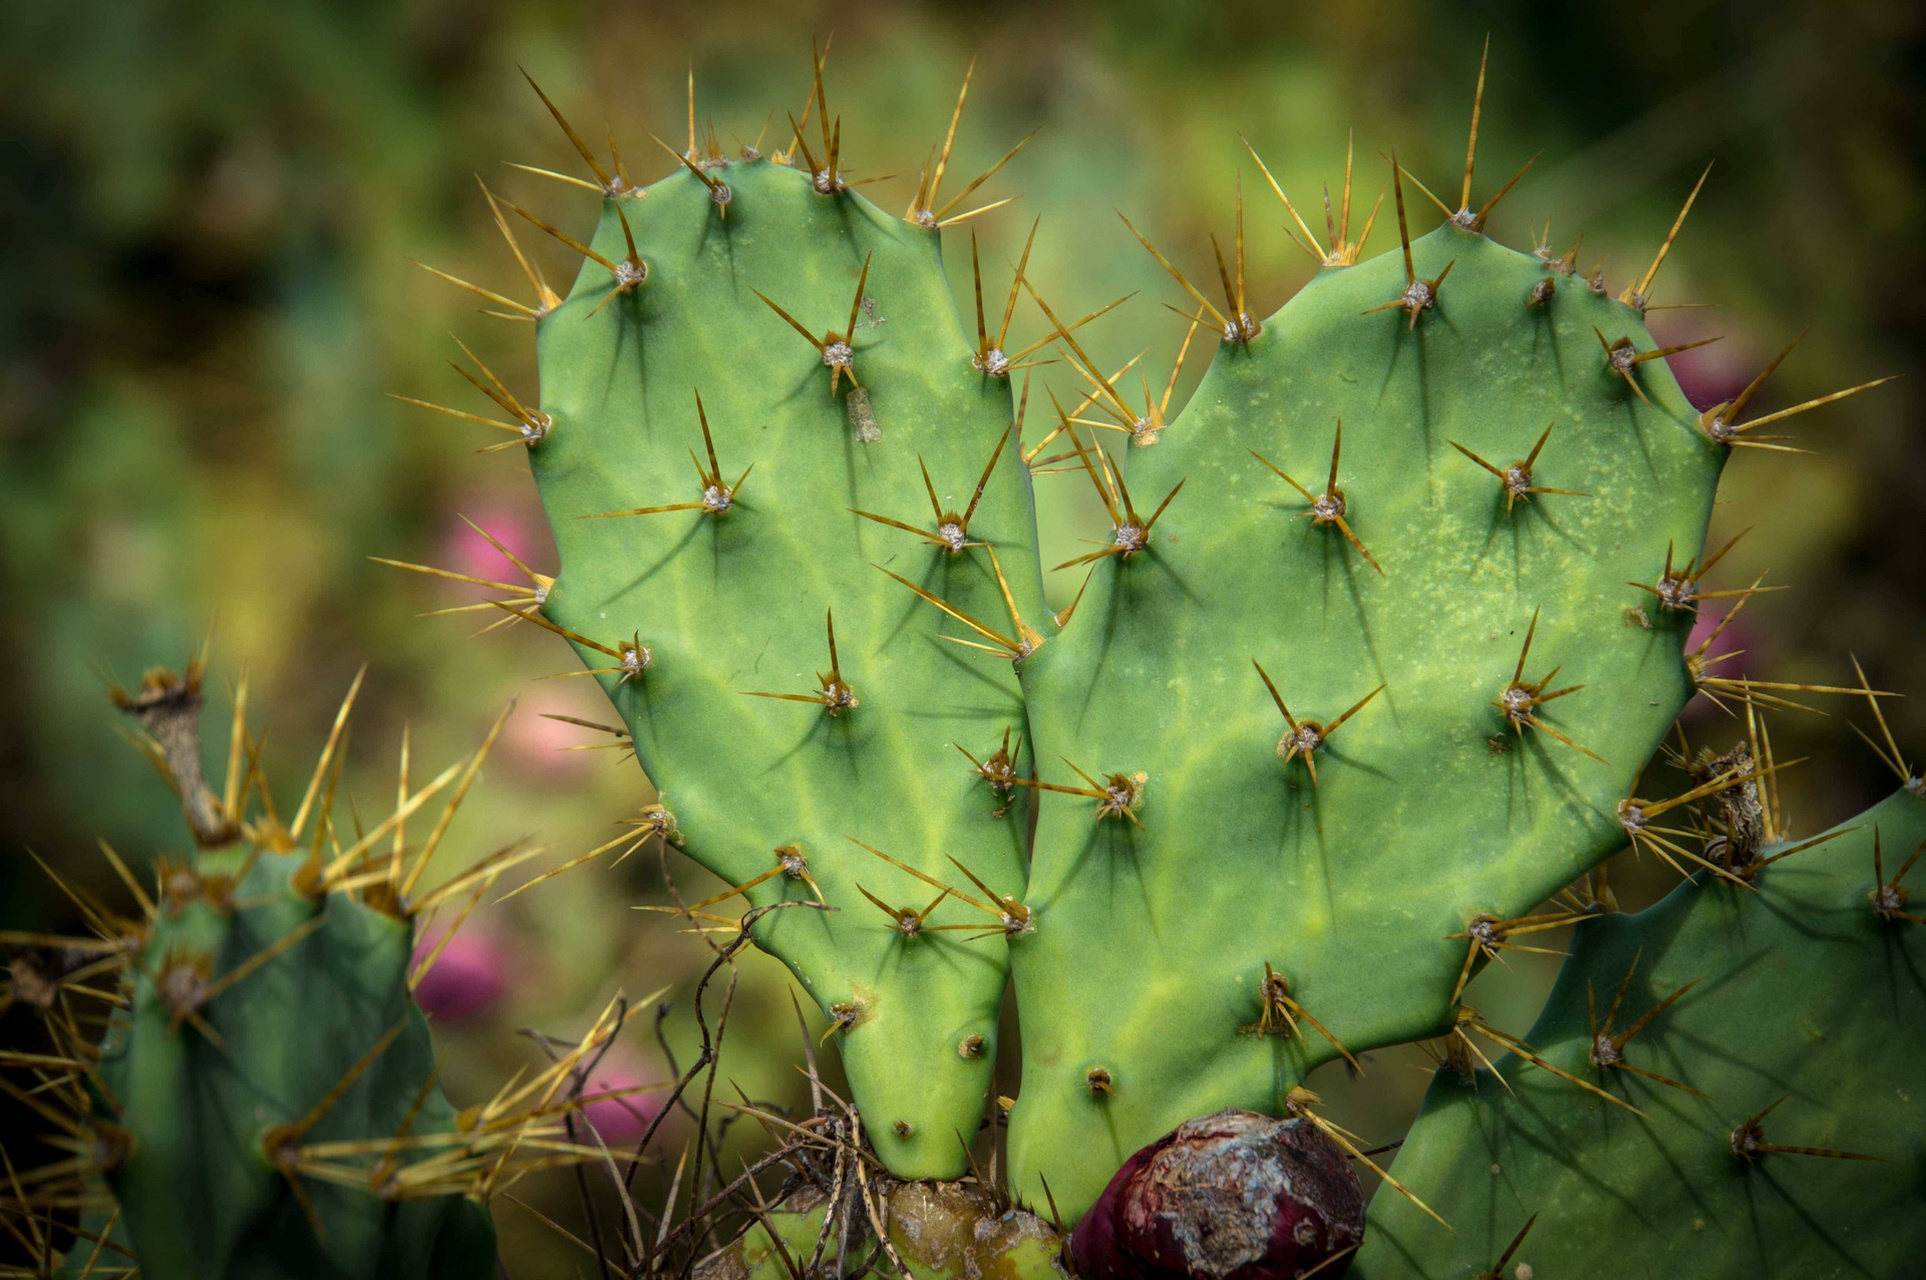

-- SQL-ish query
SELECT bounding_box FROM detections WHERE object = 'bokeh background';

[3,1,1922,1273]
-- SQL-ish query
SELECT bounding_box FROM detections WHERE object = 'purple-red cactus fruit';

[1069,1109,1364,1280]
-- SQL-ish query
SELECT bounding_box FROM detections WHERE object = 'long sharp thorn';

[502,160,601,193]
[936,130,1039,222]
[1325,685,1386,735]
[1631,335,1724,364]
[1514,606,1541,685]
[1117,211,1227,329]
[1728,376,1899,435]
[1390,153,1415,284]
[1163,314,1202,415]
[927,58,975,213]
[400,700,513,897]
[1462,36,1489,212]
[1525,423,1555,469]
[998,217,1041,350]
[1340,131,1355,245]
[872,564,1019,654]
[971,230,989,353]
[1249,449,1317,504]
[844,252,874,347]
[408,259,538,318]
[1719,331,1805,426]
[810,36,832,165]
[519,68,614,189]
[753,289,828,352]
[1234,175,1248,315]
[1475,152,1538,224]
[1355,186,1385,259]
[499,197,618,273]
[1144,478,1185,531]
[693,389,721,480]
[1252,661,1300,733]
[963,427,1013,528]
[1210,232,1238,327]
[291,667,365,840]
[1451,441,1506,479]
[1242,136,1324,260]
[1624,162,1713,306]
[1398,154,1453,219]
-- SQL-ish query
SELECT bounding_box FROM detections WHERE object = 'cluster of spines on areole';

[1,650,679,1267]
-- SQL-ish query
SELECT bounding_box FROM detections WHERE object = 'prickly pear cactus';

[513,139,1047,1177]
[380,46,1915,1278]
[73,665,500,1280]
[100,853,496,1280]
[1354,789,1926,1277]
[0,661,674,1278]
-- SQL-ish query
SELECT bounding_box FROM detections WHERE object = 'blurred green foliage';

[3,1,1921,1274]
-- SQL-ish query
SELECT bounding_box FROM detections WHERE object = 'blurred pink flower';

[1685,598,1765,685]
[439,497,547,583]
[411,926,508,1020]
[1654,322,1759,413]
[501,684,614,778]
[578,1058,666,1148]
[1686,601,1730,661]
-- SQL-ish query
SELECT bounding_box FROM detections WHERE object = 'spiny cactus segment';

[1355,787,1926,1278]
[1002,114,1734,1216]
[2,657,678,1280]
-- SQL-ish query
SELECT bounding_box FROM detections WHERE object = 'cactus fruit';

[696,1189,835,1280]
[1069,1109,1364,1280]
[885,1182,1067,1280]
[1353,788,1926,1278]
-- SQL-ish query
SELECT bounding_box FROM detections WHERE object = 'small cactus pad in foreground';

[81,664,502,1278]
[15,661,650,1279]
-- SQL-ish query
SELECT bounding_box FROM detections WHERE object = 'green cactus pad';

[525,157,1048,1176]
[99,842,495,1280]
[1005,220,1724,1219]
[1353,789,1926,1278]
